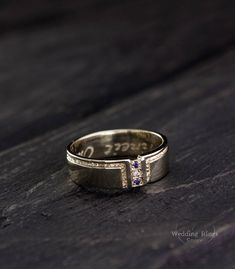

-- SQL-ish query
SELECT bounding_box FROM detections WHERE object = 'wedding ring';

[67,129,169,190]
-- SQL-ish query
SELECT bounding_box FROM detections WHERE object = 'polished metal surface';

[67,129,169,191]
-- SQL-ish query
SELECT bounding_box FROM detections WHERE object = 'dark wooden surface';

[0,1,235,269]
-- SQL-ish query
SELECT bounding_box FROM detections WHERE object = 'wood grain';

[0,1,235,269]
[0,0,234,150]
[0,47,235,268]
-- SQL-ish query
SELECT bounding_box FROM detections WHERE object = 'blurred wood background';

[0,1,234,269]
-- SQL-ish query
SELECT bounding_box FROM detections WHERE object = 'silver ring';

[67,129,169,190]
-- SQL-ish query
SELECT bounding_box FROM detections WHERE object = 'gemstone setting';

[133,178,141,185]
[131,156,144,187]
[133,161,139,168]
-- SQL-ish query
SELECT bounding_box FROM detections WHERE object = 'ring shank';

[69,129,165,160]
[67,129,168,190]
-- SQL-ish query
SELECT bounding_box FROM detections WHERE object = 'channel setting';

[131,156,144,187]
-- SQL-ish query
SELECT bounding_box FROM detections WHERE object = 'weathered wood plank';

[0,0,234,150]
[0,49,234,269]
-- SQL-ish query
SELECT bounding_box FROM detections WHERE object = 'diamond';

[67,154,128,188]
[133,170,139,177]
[131,157,143,187]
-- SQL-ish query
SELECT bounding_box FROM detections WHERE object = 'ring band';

[67,129,169,190]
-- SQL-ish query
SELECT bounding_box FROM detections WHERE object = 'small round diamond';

[133,170,139,177]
